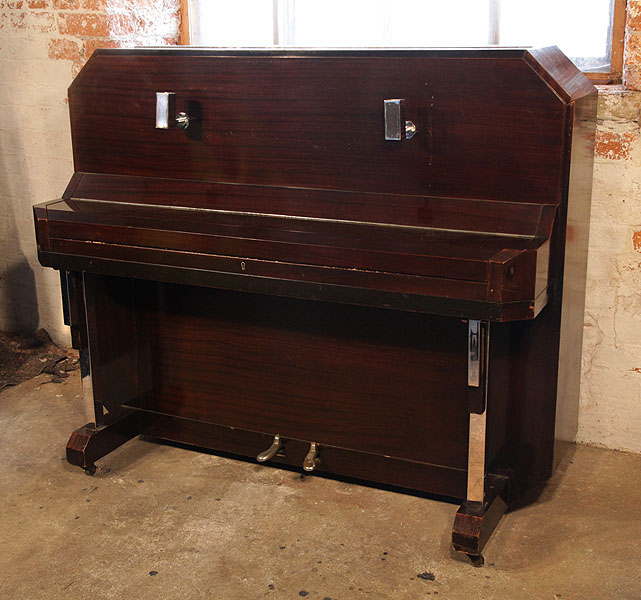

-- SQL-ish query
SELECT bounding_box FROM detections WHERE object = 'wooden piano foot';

[66,410,140,474]
[451,474,509,566]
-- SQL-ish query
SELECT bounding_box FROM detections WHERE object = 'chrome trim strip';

[155,92,173,129]
[467,321,490,503]
[80,273,99,427]
[467,410,487,503]
[468,319,480,387]
[384,98,403,140]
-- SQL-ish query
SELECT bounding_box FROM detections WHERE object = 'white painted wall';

[0,30,73,346]
[577,89,641,453]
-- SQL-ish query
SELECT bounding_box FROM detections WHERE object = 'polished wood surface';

[67,173,557,235]
[66,410,140,475]
[452,474,509,565]
[133,282,469,468]
[34,48,593,322]
[37,193,553,320]
[141,414,468,499]
[70,49,567,203]
[34,48,597,563]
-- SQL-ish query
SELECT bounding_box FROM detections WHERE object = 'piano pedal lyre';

[256,434,283,463]
[303,442,320,472]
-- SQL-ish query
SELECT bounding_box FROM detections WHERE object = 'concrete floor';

[1,371,640,600]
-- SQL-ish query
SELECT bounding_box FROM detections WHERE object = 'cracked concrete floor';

[1,370,640,600]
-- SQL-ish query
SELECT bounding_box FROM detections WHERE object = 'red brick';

[80,0,107,9]
[633,231,641,252]
[57,12,109,36]
[83,38,119,59]
[594,130,637,160]
[53,0,79,9]
[48,37,82,61]
[27,0,48,7]
[109,13,152,36]
[628,0,641,31]
[624,62,641,90]
[0,1,24,8]
[10,10,55,32]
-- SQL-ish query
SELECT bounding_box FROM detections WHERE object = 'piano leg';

[66,410,140,475]
[451,473,509,566]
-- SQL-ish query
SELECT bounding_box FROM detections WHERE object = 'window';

[185,0,625,83]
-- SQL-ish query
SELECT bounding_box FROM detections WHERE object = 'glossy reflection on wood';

[33,48,596,565]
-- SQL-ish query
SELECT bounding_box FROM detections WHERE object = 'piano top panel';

[68,48,591,205]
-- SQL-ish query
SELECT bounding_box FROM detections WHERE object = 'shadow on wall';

[0,97,41,336]
[0,256,40,334]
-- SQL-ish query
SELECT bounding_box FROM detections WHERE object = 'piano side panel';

[132,281,471,471]
[69,53,565,204]
[485,91,597,502]
[554,90,597,465]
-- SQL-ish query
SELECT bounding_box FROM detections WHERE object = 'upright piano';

[33,47,596,564]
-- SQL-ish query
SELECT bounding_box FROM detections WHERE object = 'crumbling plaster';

[0,3,640,453]
[577,87,641,453]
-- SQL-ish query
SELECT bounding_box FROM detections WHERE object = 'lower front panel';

[85,275,472,495]
[132,281,470,470]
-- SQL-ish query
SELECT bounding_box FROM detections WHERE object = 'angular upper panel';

[69,47,594,204]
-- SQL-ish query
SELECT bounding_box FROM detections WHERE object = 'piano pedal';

[303,442,320,472]
[256,434,283,463]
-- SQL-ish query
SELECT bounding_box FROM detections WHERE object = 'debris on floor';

[0,329,78,391]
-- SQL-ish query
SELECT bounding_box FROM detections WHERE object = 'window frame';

[179,0,626,85]
[585,0,626,85]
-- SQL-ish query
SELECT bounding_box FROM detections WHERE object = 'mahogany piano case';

[33,47,596,564]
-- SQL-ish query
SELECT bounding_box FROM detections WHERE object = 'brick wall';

[625,0,641,87]
[0,1,180,345]
[579,80,641,452]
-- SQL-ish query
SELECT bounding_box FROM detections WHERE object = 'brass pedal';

[256,434,283,463]
[303,442,320,472]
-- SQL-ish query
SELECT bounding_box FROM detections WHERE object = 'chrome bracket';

[155,92,175,129]
[303,442,320,472]
[384,98,417,141]
[256,434,283,463]
[466,320,490,504]
[468,320,481,387]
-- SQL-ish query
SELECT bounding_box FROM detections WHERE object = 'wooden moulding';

[66,410,141,475]
[451,474,509,566]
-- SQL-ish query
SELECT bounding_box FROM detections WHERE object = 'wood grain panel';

[141,414,467,499]
[134,282,470,469]
[70,50,566,202]
[68,173,556,235]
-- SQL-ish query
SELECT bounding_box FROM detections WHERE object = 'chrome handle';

[155,92,175,129]
[175,112,190,130]
[256,434,282,462]
[468,320,480,387]
[384,98,417,141]
[303,442,320,472]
